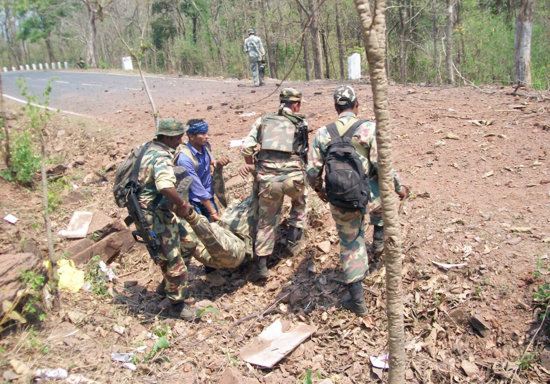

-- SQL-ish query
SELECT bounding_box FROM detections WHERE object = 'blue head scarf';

[187,120,209,135]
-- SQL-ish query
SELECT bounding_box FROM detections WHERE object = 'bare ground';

[0,76,549,383]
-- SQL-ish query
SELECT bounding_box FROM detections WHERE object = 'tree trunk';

[514,0,537,88]
[445,0,455,85]
[85,2,99,68]
[321,29,330,79]
[431,0,439,82]
[299,6,312,81]
[398,3,407,83]
[335,2,345,79]
[261,0,278,79]
[308,0,323,79]
[354,0,406,383]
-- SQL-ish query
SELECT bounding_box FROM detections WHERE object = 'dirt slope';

[0,76,549,383]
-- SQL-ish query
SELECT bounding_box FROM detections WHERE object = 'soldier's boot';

[342,281,368,316]
[170,301,195,321]
[155,279,166,297]
[286,226,304,255]
[250,256,269,281]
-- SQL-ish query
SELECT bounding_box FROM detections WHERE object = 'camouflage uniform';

[138,122,196,303]
[242,89,308,258]
[243,29,266,86]
[307,101,402,283]
[182,195,257,268]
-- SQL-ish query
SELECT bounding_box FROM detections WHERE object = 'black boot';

[250,256,269,281]
[286,226,304,254]
[155,279,166,297]
[342,281,367,316]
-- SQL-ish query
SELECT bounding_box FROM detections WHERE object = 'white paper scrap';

[3,214,18,224]
[370,353,389,370]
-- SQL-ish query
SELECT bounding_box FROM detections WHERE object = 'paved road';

[0,70,254,118]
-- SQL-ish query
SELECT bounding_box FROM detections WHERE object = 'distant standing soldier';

[243,28,266,87]
[138,118,197,321]
[239,88,309,280]
[307,86,407,316]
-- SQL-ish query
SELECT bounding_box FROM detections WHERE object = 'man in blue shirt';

[175,119,229,222]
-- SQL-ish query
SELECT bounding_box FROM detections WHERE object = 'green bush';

[0,131,41,186]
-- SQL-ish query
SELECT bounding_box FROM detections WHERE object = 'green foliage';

[0,131,41,185]
[46,176,70,212]
[518,353,536,371]
[196,305,219,319]
[145,336,170,361]
[85,255,109,297]
[152,322,169,338]
[300,369,322,384]
[18,270,47,321]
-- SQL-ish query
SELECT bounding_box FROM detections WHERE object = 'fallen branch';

[228,287,297,340]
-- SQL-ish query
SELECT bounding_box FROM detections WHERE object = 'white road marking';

[55,80,69,84]
[81,83,100,86]
[2,94,90,118]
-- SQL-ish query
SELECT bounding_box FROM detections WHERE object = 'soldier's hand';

[215,157,231,169]
[397,185,409,200]
[238,164,254,179]
[175,201,193,218]
[210,212,221,222]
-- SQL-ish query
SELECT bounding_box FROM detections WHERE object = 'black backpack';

[324,120,370,210]
[113,142,152,208]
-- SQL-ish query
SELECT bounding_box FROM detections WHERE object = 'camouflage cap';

[248,28,255,35]
[280,88,302,102]
[155,118,186,137]
[333,85,357,106]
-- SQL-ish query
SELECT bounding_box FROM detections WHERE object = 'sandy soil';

[0,75,549,383]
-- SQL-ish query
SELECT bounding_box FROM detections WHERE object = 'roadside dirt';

[0,75,549,383]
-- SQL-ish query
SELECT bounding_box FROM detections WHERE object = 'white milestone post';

[347,52,361,80]
[122,56,133,71]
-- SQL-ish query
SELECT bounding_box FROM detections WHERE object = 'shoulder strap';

[342,119,367,139]
[130,141,152,184]
[178,144,199,171]
[326,122,339,141]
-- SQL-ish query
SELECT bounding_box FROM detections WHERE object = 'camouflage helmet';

[155,118,186,137]
[333,85,357,106]
[279,88,302,103]
[247,28,255,35]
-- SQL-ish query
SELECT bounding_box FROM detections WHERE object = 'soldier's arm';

[306,130,325,192]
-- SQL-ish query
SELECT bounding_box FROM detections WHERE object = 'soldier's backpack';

[324,120,370,210]
[113,142,152,208]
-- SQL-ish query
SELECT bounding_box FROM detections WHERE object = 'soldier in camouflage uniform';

[240,88,308,280]
[307,86,407,316]
[137,118,199,321]
[243,28,266,87]
[183,195,257,269]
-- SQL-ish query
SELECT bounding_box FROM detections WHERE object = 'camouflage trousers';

[248,58,263,86]
[330,204,368,284]
[182,210,250,269]
[367,178,383,226]
[145,208,196,302]
[255,172,307,257]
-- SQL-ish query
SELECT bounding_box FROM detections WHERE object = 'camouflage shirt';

[242,107,305,177]
[243,35,265,60]
[307,111,402,192]
[137,140,177,207]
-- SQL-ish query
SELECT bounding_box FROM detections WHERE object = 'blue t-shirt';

[176,143,214,202]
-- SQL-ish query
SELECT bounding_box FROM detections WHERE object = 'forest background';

[0,0,548,90]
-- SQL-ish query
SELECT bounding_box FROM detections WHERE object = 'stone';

[70,230,135,265]
[316,240,331,254]
[0,253,42,317]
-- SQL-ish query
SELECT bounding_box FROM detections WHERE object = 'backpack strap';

[342,119,367,139]
[325,122,340,142]
[176,143,213,171]
[130,141,152,184]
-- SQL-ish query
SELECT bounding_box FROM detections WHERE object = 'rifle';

[124,185,161,265]
[296,120,309,164]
